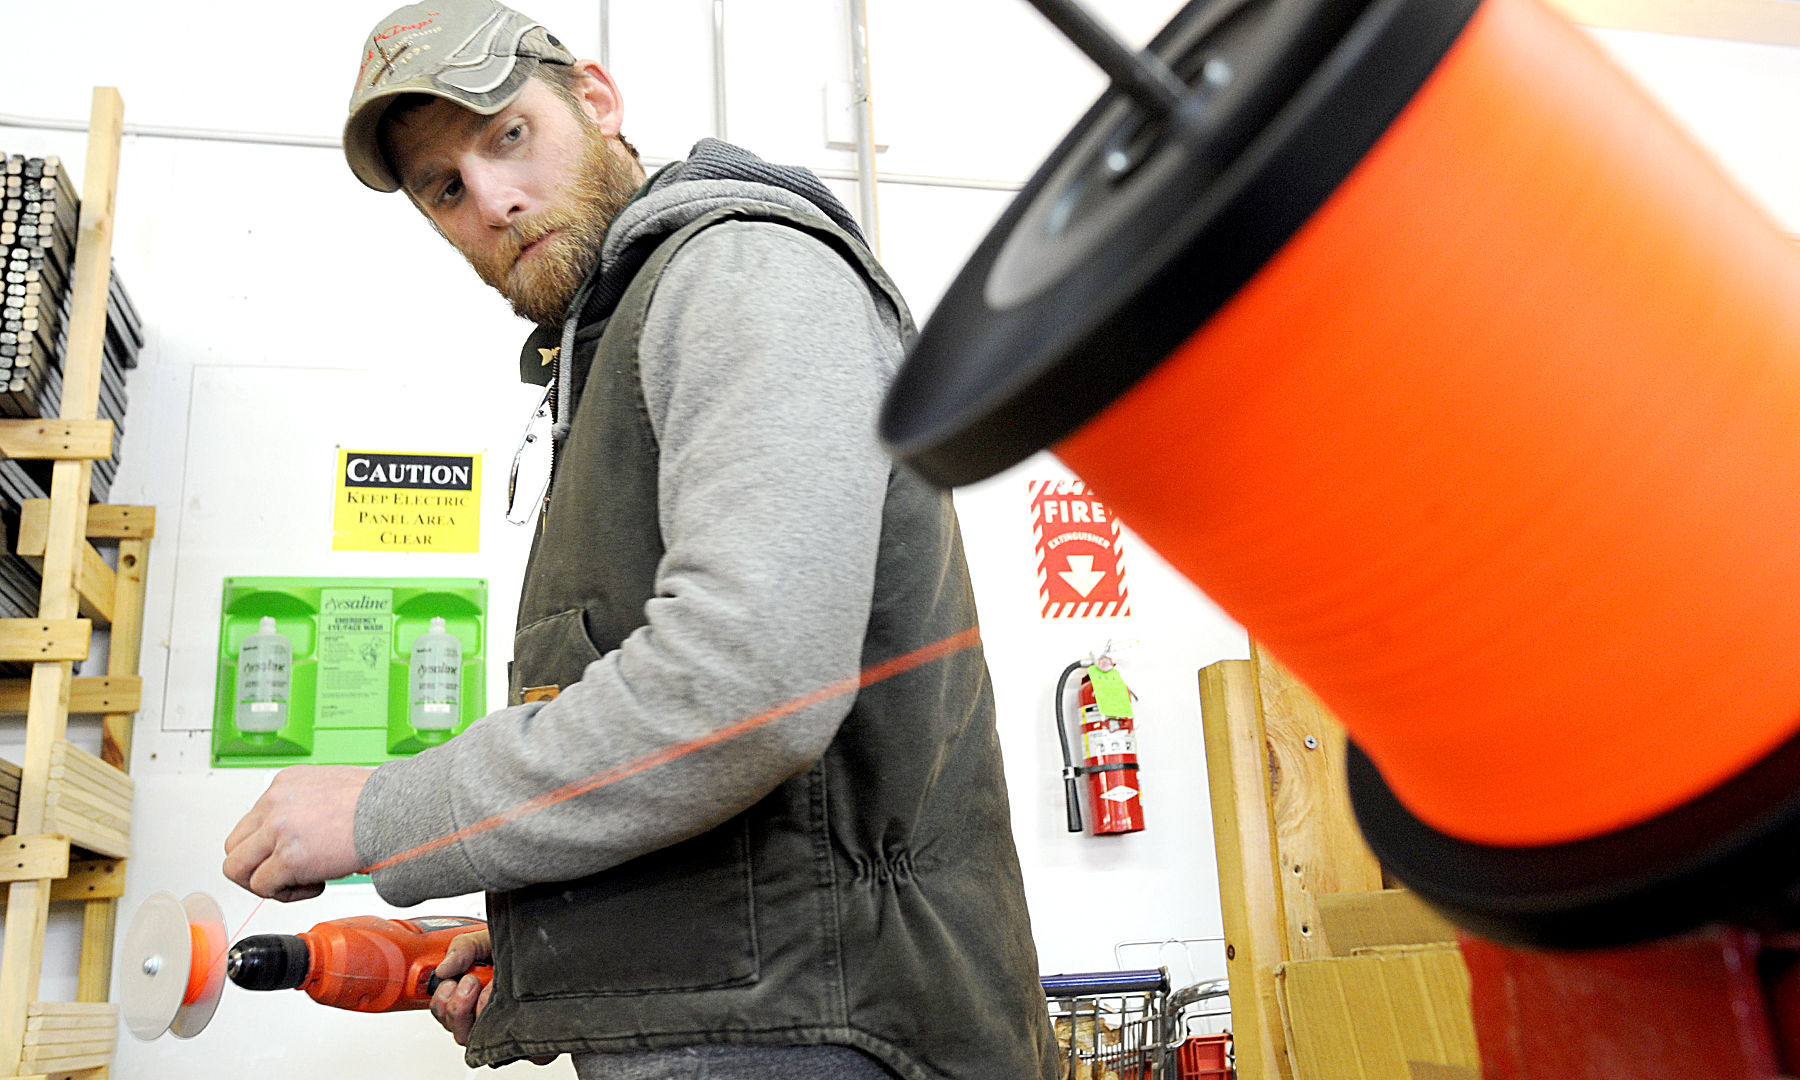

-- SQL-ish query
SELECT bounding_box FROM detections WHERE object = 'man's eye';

[440,178,463,203]
[504,124,523,143]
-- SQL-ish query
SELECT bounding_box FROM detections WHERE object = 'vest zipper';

[541,353,559,531]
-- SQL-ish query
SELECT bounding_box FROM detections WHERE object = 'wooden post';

[1199,660,1293,1080]
[77,532,147,1003]
[1252,643,1384,960]
[0,86,123,1079]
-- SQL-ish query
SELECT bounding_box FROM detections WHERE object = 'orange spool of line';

[1063,0,1800,848]
[184,920,225,1006]
[884,0,1800,945]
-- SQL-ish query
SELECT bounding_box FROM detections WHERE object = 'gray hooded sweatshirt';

[354,146,930,1078]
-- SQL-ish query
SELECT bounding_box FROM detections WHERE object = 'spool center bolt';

[142,956,161,977]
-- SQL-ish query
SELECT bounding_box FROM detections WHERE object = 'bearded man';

[220,2,1054,1078]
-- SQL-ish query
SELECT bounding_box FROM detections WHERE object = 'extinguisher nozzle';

[1064,778,1085,833]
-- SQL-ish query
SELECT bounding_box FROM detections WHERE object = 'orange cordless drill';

[226,915,493,1013]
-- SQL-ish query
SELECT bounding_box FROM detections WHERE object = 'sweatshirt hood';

[520,139,867,394]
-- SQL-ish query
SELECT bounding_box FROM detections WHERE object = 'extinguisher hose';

[1055,660,1085,833]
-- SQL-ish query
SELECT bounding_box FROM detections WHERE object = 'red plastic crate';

[1177,1034,1233,1080]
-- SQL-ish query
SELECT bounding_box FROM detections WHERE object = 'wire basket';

[1042,969,1178,1080]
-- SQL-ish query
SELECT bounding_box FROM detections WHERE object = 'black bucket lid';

[880,0,1481,487]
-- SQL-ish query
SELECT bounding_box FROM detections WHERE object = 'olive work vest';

[470,204,1056,1080]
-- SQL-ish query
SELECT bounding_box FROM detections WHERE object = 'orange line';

[366,627,982,874]
[189,896,265,1007]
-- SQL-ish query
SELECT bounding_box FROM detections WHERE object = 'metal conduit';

[0,111,1026,191]
[599,0,611,69]
[847,0,883,256]
[713,0,729,141]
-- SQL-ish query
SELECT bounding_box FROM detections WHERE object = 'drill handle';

[425,961,494,997]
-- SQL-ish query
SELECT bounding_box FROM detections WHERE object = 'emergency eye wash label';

[333,449,481,553]
[317,588,393,728]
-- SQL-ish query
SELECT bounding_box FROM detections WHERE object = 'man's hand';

[222,765,373,901]
[431,930,556,1065]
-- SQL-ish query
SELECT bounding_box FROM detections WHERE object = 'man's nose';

[465,166,527,230]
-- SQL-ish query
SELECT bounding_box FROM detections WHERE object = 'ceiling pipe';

[599,0,611,69]
[713,0,729,141]
[848,0,882,257]
[0,112,1024,190]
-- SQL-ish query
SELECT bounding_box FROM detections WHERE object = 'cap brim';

[342,56,541,193]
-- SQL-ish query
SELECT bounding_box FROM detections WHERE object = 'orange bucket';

[885,0,1800,943]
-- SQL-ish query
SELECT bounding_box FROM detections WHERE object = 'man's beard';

[461,124,640,326]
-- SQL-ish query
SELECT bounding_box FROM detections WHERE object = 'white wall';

[1,2,1798,1078]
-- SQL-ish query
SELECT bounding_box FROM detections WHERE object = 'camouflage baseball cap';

[344,0,575,192]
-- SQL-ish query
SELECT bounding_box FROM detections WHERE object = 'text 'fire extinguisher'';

[1054,646,1145,835]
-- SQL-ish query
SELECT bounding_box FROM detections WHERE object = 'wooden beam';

[60,89,122,428]
[13,523,115,629]
[1199,660,1294,1080]
[13,547,114,631]
[99,539,147,770]
[0,421,111,463]
[75,896,115,1005]
[0,678,139,717]
[1252,644,1385,961]
[1545,0,1800,47]
[51,860,121,903]
[0,624,89,665]
[0,839,68,885]
[0,861,128,910]
[16,503,155,554]
[85,531,149,997]
[0,879,51,1074]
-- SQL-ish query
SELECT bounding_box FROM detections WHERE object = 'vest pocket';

[501,817,760,998]
[509,608,603,706]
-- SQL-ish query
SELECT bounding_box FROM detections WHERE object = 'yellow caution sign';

[333,449,480,553]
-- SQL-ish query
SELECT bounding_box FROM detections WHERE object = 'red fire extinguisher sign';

[1031,480,1131,619]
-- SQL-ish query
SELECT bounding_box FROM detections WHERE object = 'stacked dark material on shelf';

[0,152,149,652]
[0,756,18,836]
[1,153,144,505]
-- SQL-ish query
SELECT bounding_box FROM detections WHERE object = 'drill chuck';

[226,934,311,992]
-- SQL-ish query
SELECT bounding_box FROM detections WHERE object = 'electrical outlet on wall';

[823,80,890,152]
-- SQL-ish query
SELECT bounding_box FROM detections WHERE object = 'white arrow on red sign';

[1058,555,1108,598]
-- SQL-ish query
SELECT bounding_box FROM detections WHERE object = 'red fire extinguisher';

[1055,649,1145,835]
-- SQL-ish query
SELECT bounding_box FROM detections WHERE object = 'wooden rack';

[1200,646,1478,1080]
[0,88,155,1080]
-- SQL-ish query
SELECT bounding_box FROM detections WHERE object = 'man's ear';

[569,60,626,138]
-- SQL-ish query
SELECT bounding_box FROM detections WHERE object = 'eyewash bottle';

[409,617,462,731]
[236,617,291,734]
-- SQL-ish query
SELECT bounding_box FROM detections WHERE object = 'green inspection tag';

[1088,666,1132,718]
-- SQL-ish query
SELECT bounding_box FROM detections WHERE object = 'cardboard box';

[1277,943,1479,1080]
[1315,890,1459,955]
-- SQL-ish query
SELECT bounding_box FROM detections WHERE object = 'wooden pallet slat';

[0,678,140,717]
[45,822,126,863]
[51,860,122,903]
[48,744,130,803]
[24,1015,114,1033]
[0,421,111,462]
[24,1025,114,1046]
[0,839,68,885]
[20,1050,112,1074]
[16,503,154,549]
[45,793,128,837]
[0,624,89,664]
